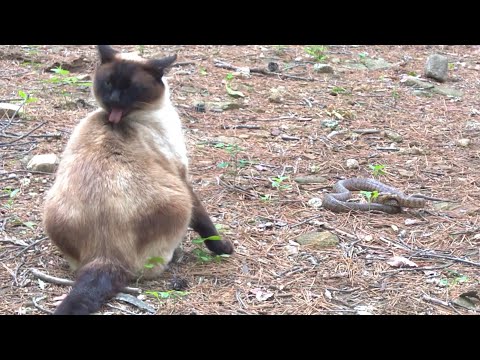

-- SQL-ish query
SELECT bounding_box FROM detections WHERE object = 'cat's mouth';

[108,108,124,124]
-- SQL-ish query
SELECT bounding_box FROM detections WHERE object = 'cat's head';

[93,45,177,124]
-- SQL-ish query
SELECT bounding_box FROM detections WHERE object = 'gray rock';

[313,64,334,74]
[0,103,24,118]
[431,85,463,98]
[402,76,462,98]
[402,76,434,89]
[362,58,392,70]
[296,231,339,249]
[384,130,403,143]
[425,54,448,82]
[26,154,59,173]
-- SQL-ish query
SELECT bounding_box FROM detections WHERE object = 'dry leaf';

[387,256,418,268]
[405,218,422,226]
[324,289,332,299]
[250,288,274,301]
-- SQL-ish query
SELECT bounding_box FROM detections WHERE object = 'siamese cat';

[43,45,234,315]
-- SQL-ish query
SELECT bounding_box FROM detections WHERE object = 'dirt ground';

[0,45,479,315]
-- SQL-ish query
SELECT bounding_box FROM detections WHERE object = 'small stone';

[271,128,281,136]
[19,178,31,187]
[346,159,359,169]
[425,54,448,82]
[384,130,403,143]
[465,121,480,130]
[285,245,299,256]
[398,169,414,177]
[8,173,17,179]
[457,138,471,147]
[268,87,286,104]
[0,103,24,118]
[296,231,339,249]
[283,165,295,173]
[307,197,323,208]
[193,101,206,113]
[321,119,339,129]
[20,155,33,166]
[26,154,59,173]
[267,62,279,72]
[313,64,334,74]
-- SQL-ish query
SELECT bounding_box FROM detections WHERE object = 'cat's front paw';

[205,239,234,255]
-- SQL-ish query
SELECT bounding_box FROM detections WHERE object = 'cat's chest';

[138,119,188,167]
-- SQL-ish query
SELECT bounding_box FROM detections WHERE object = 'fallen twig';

[213,59,314,82]
[30,268,142,295]
[422,294,450,307]
[221,124,261,130]
[0,122,46,146]
[413,253,480,267]
[380,263,453,274]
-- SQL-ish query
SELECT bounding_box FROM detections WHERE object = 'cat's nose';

[110,90,120,103]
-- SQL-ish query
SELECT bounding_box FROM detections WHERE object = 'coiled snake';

[322,178,429,214]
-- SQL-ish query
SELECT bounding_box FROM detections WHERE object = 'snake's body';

[323,178,426,214]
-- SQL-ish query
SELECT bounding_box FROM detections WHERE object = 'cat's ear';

[97,45,118,64]
[146,54,177,79]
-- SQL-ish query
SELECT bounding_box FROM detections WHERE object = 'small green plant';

[331,86,347,95]
[199,67,207,75]
[217,161,230,169]
[137,45,145,56]
[407,71,417,77]
[48,66,92,87]
[2,188,19,209]
[191,235,230,263]
[224,73,244,98]
[448,63,455,70]
[145,290,188,301]
[304,46,328,62]
[260,194,272,202]
[360,190,379,203]
[358,52,368,60]
[18,90,38,104]
[369,164,386,177]
[214,143,250,185]
[392,90,400,99]
[439,270,469,287]
[270,176,291,191]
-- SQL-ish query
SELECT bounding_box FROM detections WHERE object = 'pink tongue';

[108,108,123,124]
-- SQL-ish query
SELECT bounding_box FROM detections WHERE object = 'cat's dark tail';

[54,259,129,315]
